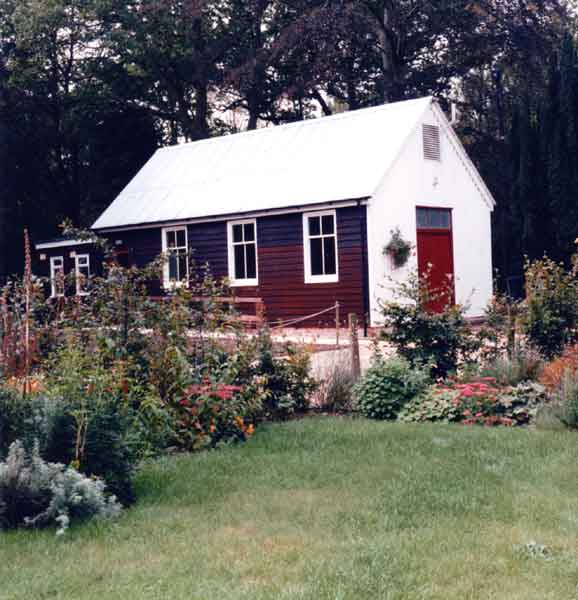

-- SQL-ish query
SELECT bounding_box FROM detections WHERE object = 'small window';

[303,211,338,284]
[228,220,258,286]
[50,256,65,298]
[423,124,441,161]
[75,254,90,295]
[162,226,188,287]
[416,207,451,230]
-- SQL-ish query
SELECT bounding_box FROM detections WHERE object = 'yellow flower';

[246,424,255,436]
[234,416,244,428]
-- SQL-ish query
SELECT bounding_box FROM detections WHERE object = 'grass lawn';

[2,418,578,600]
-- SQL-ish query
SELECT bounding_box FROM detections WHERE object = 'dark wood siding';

[108,227,164,294]
[184,206,368,326]
[33,243,100,297]
[34,205,368,326]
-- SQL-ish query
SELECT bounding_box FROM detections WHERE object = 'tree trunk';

[247,6,265,131]
[376,3,399,103]
[193,83,210,140]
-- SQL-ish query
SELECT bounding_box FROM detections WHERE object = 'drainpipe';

[358,200,370,337]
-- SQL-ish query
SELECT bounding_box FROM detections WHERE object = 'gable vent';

[423,124,441,161]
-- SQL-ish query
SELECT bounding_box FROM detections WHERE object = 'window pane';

[166,231,176,248]
[430,210,444,228]
[244,223,255,242]
[233,224,243,243]
[178,252,188,281]
[246,243,257,279]
[417,208,451,229]
[176,229,186,248]
[168,253,178,280]
[324,238,336,275]
[234,245,246,279]
[310,238,323,276]
[322,215,335,235]
[77,265,89,293]
[308,216,321,237]
[416,208,428,228]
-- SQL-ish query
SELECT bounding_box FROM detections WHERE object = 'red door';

[416,208,455,313]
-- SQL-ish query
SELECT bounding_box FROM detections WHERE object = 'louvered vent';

[423,124,441,161]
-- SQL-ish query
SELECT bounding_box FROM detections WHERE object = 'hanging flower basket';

[383,228,413,269]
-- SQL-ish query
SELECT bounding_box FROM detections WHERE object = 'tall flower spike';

[23,229,32,396]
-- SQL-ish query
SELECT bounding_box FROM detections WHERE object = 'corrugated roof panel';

[93,97,433,229]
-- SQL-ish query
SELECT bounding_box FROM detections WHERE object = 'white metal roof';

[93,97,434,230]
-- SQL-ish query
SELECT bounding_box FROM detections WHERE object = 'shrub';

[46,403,138,506]
[172,381,259,450]
[400,379,546,426]
[0,390,137,506]
[523,256,578,358]
[0,441,121,535]
[479,347,544,386]
[253,333,317,420]
[315,358,356,413]
[491,382,547,426]
[354,355,430,420]
[551,371,578,429]
[539,344,578,391]
[399,384,465,423]
[479,294,525,363]
[380,270,480,377]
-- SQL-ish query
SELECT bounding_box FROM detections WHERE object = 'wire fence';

[269,303,340,330]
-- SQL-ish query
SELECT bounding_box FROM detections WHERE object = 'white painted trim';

[431,102,496,210]
[95,199,368,234]
[36,239,93,250]
[49,256,65,298]
[161,225,189,289]
[227,219,259,287]
[302,210,339,284]
[74,253,90,296]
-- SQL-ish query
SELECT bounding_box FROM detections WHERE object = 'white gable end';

[365,102,494,321]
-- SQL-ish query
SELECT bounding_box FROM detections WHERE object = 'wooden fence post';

[348,313,361,379]
[257,300,265,327]
[335,302,340,348]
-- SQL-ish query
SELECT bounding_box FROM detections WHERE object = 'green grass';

[2,418,578,599]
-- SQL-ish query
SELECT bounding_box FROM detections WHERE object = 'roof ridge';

[159,96,433,153]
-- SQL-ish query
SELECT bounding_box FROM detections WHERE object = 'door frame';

[415,206,456,307]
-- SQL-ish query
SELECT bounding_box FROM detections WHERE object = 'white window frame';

[162,226,189,289]
[49,256,65,298]
[227,219,258,287]
[303,210,339,284]
[74,254,90,296]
